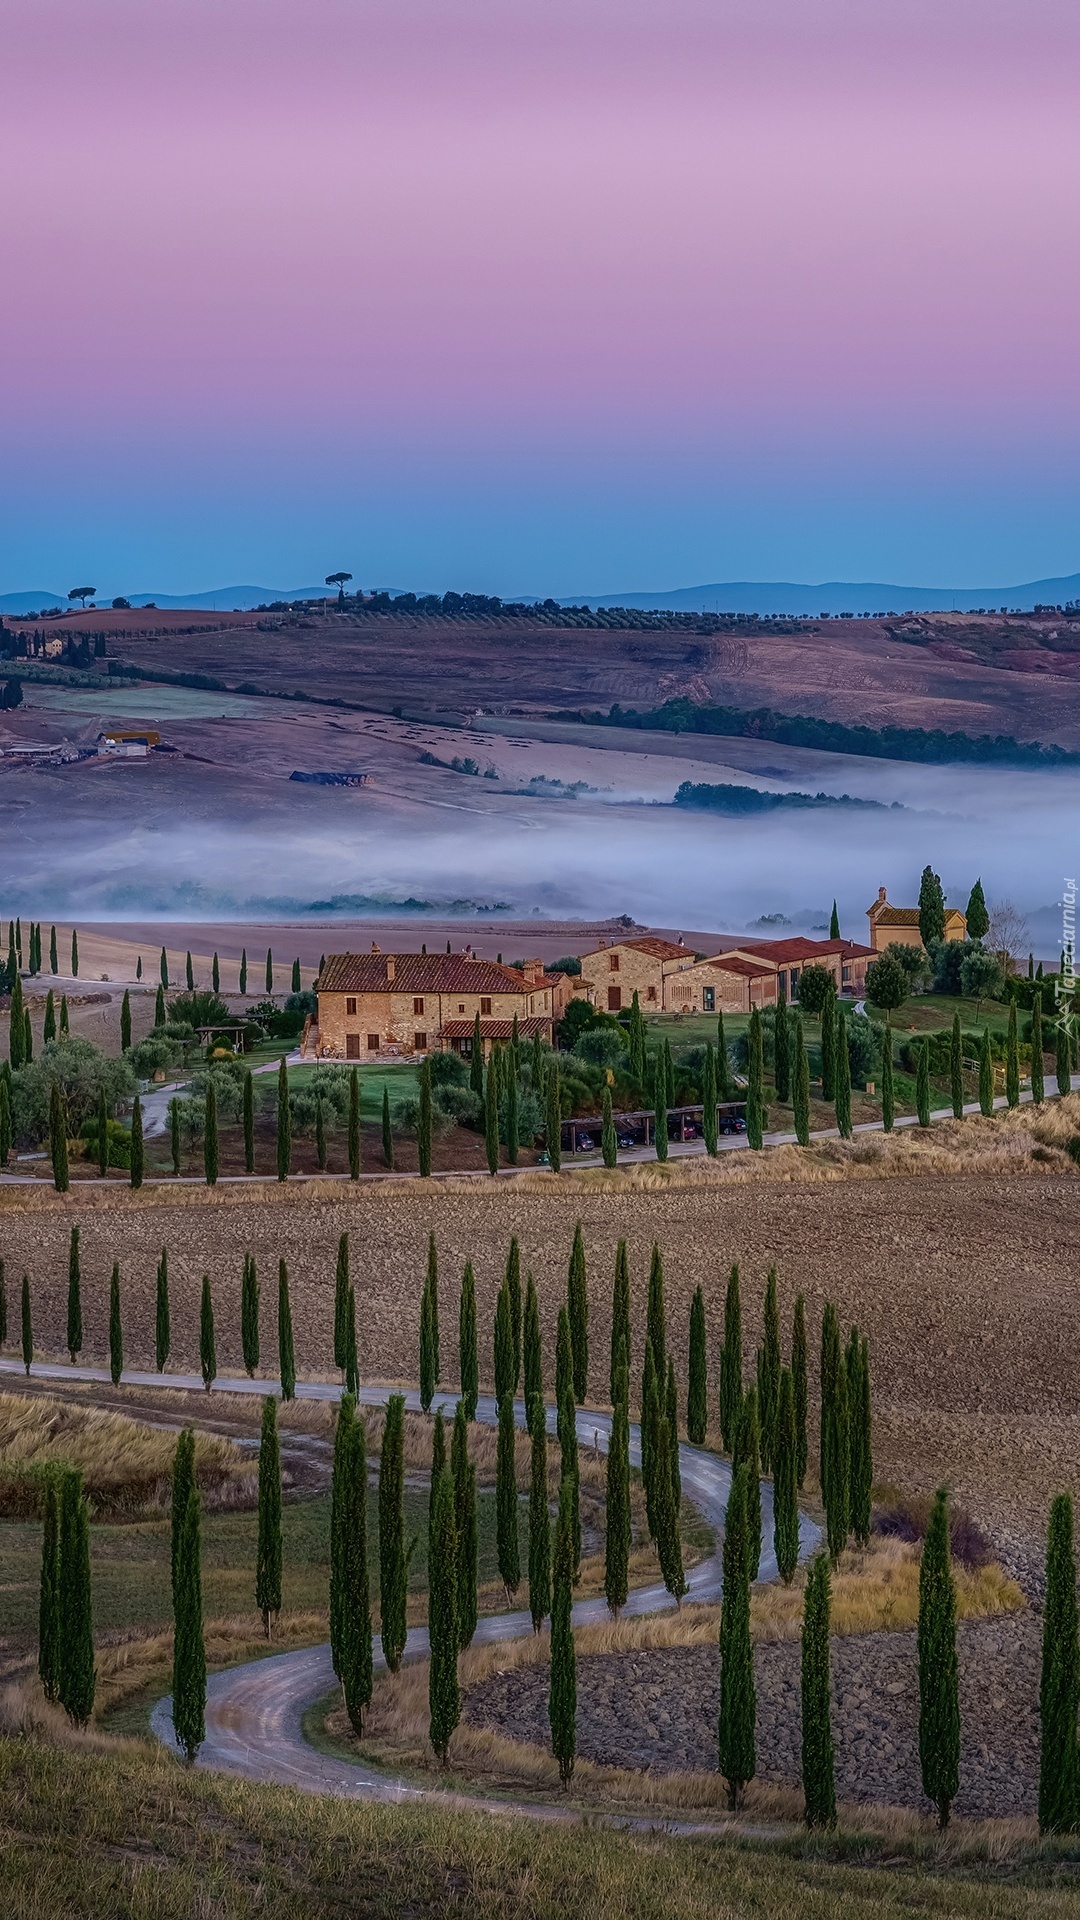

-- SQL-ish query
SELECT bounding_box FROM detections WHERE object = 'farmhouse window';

[346,1034,360,1059]
[647,985,657,1002]
[413,997,425,1015]
[703,987,715,1012]
[458,1003,465,1013]
[346,997,357,1015]
[609,954,620,971]
[415,1031,428,1051]
[480,997,492,1015]
[607,986,622,1011]
[367,1033,380,1052]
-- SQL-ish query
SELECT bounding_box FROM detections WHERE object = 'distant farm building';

[867,886,966,952]
[98,729,160,758]
[289,770,374,788]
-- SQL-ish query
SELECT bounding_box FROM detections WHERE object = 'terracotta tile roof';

[318,953,537,995]
[441,1016,551,1040]
[704,955,777,978]
[867,904,922,925]
[734,936,875,964]
[614,937,690,961]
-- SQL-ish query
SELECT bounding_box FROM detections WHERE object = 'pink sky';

[2,0,1078,594]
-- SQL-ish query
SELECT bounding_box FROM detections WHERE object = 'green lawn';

[278,1061,420,1119]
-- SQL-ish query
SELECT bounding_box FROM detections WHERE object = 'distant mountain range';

[3,570,1079,618]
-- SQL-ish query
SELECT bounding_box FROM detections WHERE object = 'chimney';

[523,958,542,984]
[385,956,396,983]
[597,938,606,949]
[370,941,381,953]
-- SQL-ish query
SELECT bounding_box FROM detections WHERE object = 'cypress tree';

[329,1394,354,1678]
[505,1236,521,1391]
[1057,1015,1072,1097]
[792,1294,808,1489]
[459,1261,478,1418]
[506,1053,520,1165]
[821,987,836,1102]
[918,865,946,948]
[716,1010,733,1098]
[156,1247,170,1371]
[847,1329,872,1547]
[759,1267,781,1472]
[773,1368,799,1583]
[58,1469,96,1727]
[470,1013,484,1097]
[1039,1492,1080,1835]
[733,1387,762,1580]
[791,1013,811,1145]
[879,1026,895,1132]
[774,989,790,1102]
[916,1040,931,1127]
[23,1007,32,1064]
[333,1233,351,1376]
[556,1303,574,1433]
[801,1553,836,1828]
[291,956,301,994]
[21,1272,32,1375]
[159,945,168,988]
[172,1483,206,1763]
[549,1480,577,1787]
[278,1260,295,1400]
[666,1354,681,1510]
[8,970,23,1071]
[641,1338,658,1534]
[204,1082,218,1184]
[256,1395,282,1636]
[418,1056,433,1177]
[38,1470,62,1702]
[43,988,56,1046]
[0,1074,10,1168]
[719,1262,743,1453]
[378,1394,407,1672]
[494,1279,514,1407]
[96,1083,109,1178]
[428,1465,460,1762]
[604,1374,631,1616]
[531,1027,546,1099]
[420,1272,437,1413]
[645,1240,666,1376]
[212,952,220,994]
[523,1272,544,1431]
[49,1082,69,1193]
[567,1220,588,1404]
[702,1042,719,1155]
[918,1486,960,1831]
[529,1405,552,1629]
[496,1391,520,1601]
[60,993,70,1036]
[1006,1001,1020,1108]
[687,1284,707,1445]
[558,1364,581,1579]
[239,948,248,995]
[169,1096,181,1175]
[653,1050,668,1161]
[265,948,273,994]
[109,1261,123,1386]
[119,988,131,1052]
[654,1408,687,1603]
[185,950,194,992]
[545,1066,562,1172]
[66,1226,82,1363]
[949,1012,964,1119]
[199,1273,216,1391]
[0,1256,5,1349]
[484,1046,500,1174]
[276,1058,291,1181]
[821,1310,849,1560]
[155,982,165,1028]
[746,1006,764,1148]
[345,1285,359,1396]
[70,929,79,978]
[315,1094,327,1171]
[980,1026,995,1114]
[717,1463,756,1811]
[381,1085,394,1168]
[1031,991,1045,1103]
[233,1063,251,1174]
[348,1066,360,1179]
[451,1404,478,1647]
[241,1253,259,1376]
[610,1238,630,1404]
[601,1085,616,1167]
[628,989,647,1084]
[50,925,58,974]
[129,1093,143,1189]
[170,1429,195,1603]
[829,899,840,939]
[834,1010,852,1139]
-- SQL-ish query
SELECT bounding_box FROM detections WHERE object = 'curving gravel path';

[0,1352,818,1817]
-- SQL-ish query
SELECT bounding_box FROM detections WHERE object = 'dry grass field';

[4,1106,1080,1563]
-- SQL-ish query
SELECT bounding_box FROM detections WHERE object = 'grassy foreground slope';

[5,1734,1080,1920]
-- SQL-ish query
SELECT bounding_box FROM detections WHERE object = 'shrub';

[128,1036,182,1078]
[167,991,231,1029]
[844,1011,885,1087]
[797,964,835,1014]
[428,1051,468,1088]
[873,1491,993,1569]
[78,1116,131,1170]
[9,1039,134,1147]
[573,1027,628,1070]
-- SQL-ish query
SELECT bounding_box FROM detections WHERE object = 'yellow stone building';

[312,950,553,1060]
[866,887,966,953]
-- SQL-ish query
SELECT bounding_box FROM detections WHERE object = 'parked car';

[575,1131,595,1152]
[616,1131,636,1150]
[537,1149,551,1167]
[718,1114,747,1135]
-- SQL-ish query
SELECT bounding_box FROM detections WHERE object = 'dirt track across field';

[2,1169,1079,1555]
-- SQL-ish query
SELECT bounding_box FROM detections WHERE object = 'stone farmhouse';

[867,887,966,952]
[574,936,697,1013]
[312,949,555,1060]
